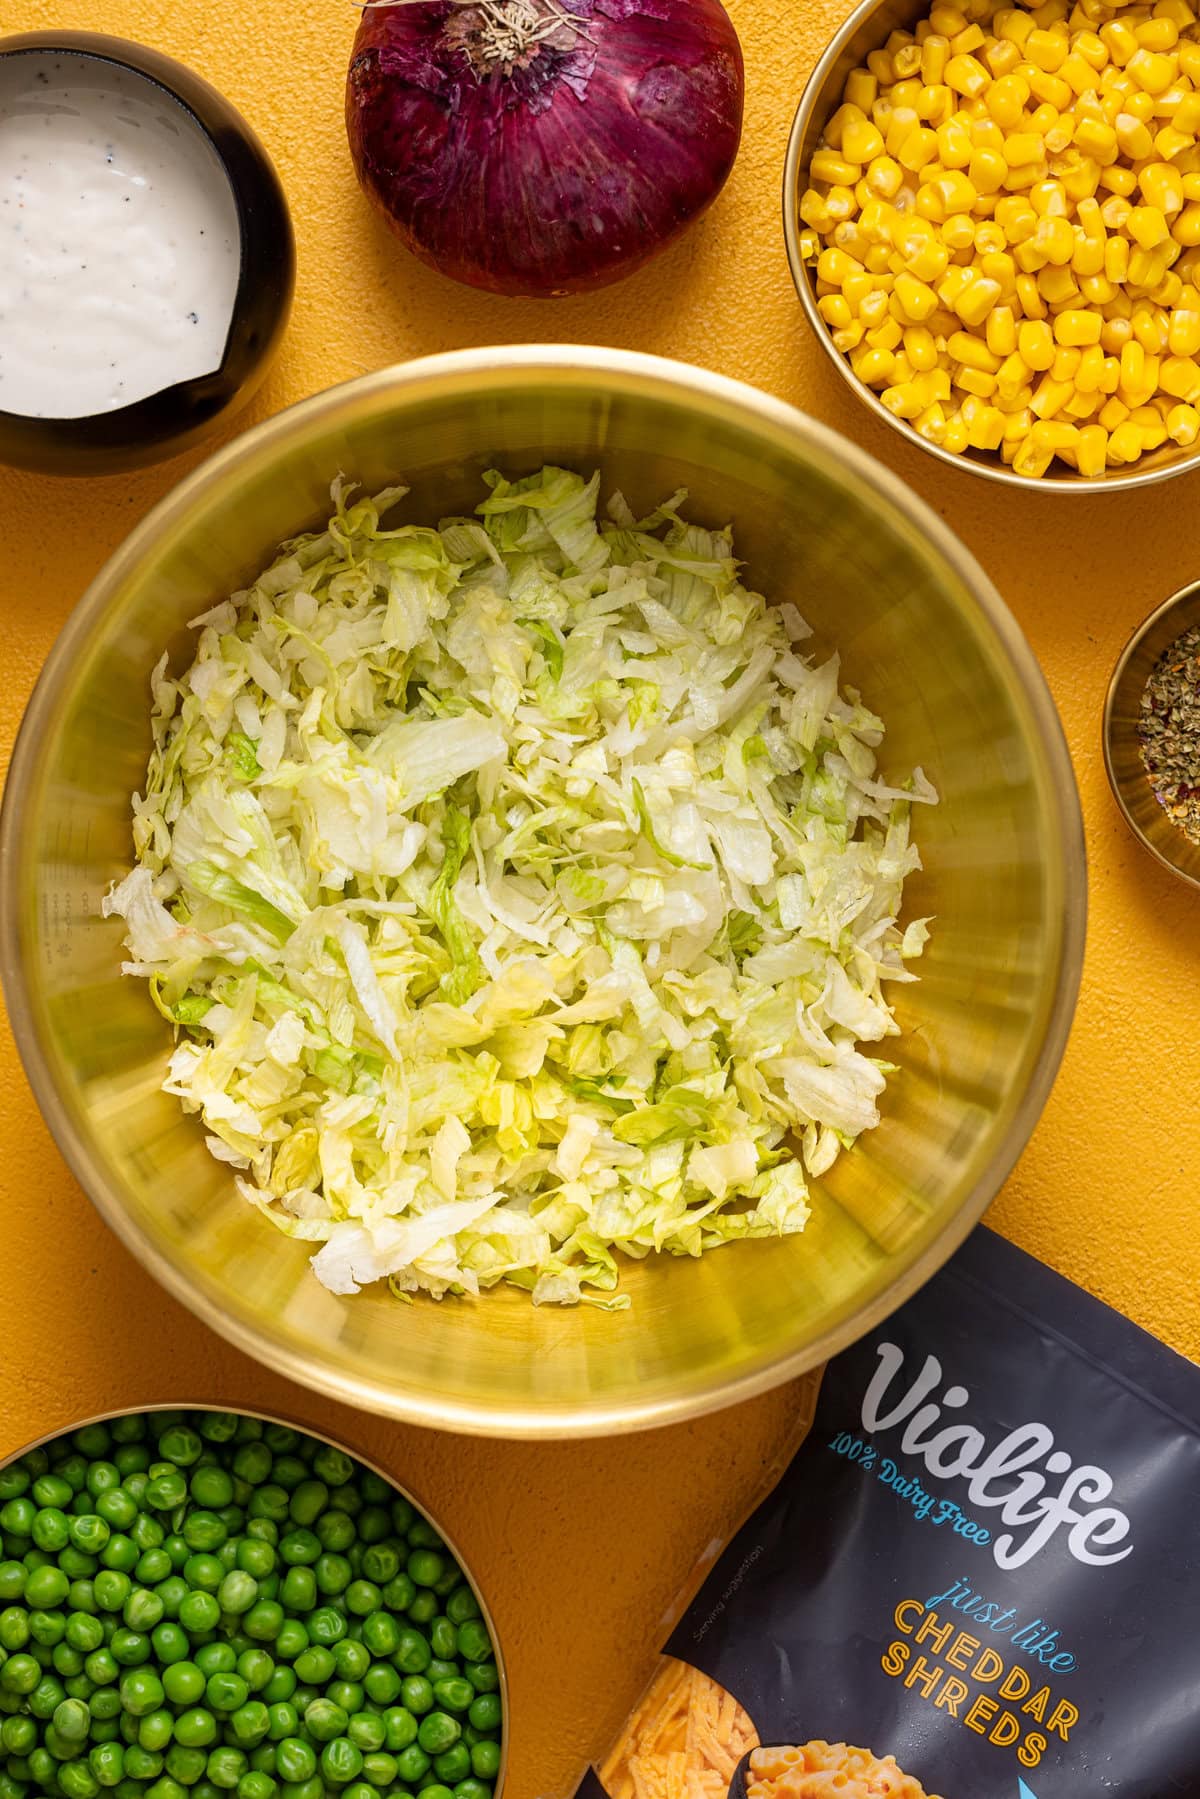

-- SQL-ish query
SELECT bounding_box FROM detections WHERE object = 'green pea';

[303,1698,348,1744]
[175,1709,218,1749]
[53,1694,92,1741]
[359,1545,400,1588]
[120,1667,164,1716]
[89,1680,122,1716]
[206,1746,246,1789]
[271,1460,307,1495]
[101,1537,139,1575]
[93,1572,131,1614]
[383,1708,419,1754]
[206,1671,248,1713]
[454,1782,493,1799]
[58,1761,102,1799]
[417,1714,460,1756]
[0,1654,38,1694]
[363,1663,401,1707]
[400,1677,434,1716]
[311,1448,353,1489]
[243,1602,283,1644]
[331,1640,370,1684]
[228,1701,270,1747]
[442,1588,478,1628]
[110,1629,151,1668]
[358,1508,391,1547]
[314,1555,350,1597]
[274,1738,317,1783]
[434,1680,473,1716]
[272,1620,308,1662]
[0,1609,27,1652]
[31,1510,70,1553]
[235,1539,275,1581]
[65,1611,104,1654]
[31,1606,68,1647]
[60,1546,100,1579]
[347,1712,386,1754]
[319,1737,363,1786]
[179,1592,220,1634]
[466,1692,501,1734]
[216,1572,257,1617]
[261,1667,296,1705]
[342,1787,382,1799]
[393,1630,431,1676]
[344,1582,381,1619]
[145,1472,188,1513]
[247,1489,289,1527]
[266,1700,298,1742]
[429,1619,456,1662]
[89,1738,127,1786]
[327,1681,364,1716]
[139,1708,176,1752]
[362,1752,398,1788]
[315,1513,356,1555]
[277,1533,319,1569]
[433,1746,471,1786]
[163,1662,205,1706]
[135,1551,172,1589]
[275,1567,313,1614]
[125,1743,165,1780]
[286,1484,326,1531]
[197,1414,239,1445]
[395,1745,431,1784]
[469,1741,501,1782]
[184,1510,228,1554]
[463,1661,498,1694]
[165,1744,209,1786]
[24,1571,68,1623]
[292,1646,333,1687]
[236,1650,274,1695]
[0,1503,34,1540]
[407,1593,438,1627]
[94,1493,137,1534]
[382,1576,416,1614]
[184,1554,224,1592]
[237,1773,277,1799]
[124,1591,163,1634]
[69,1516,112,1558]
[157,1428,202,1469]
[304,1608,345,1648]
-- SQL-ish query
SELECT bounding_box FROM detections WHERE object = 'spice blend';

[1138,622,1200,846]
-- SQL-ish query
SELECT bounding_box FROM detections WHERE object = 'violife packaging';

[582,1228,1200,1799]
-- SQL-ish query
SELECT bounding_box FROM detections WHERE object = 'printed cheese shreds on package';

[581,1228,1200,1799]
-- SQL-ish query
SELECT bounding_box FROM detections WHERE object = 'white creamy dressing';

[0,51,242,420]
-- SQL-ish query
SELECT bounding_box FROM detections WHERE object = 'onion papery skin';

[346,0,745,298]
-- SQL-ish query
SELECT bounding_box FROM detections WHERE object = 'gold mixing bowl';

[1104,580,1200,888]
[783,0,1200,493]
[0,1403,508,1796]
[0,346,1086,1437]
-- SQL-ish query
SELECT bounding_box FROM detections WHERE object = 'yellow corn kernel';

[843,116,887,164]
[1119,338,1148,393]
[1142,162,1186,217]
[995,196,1039,241]
[881,381,927,419]
[970,147,1009,193]
[1129,244,1175,288]
[866,48,894,83]
[933,171,980,215]
[987,304,1019,356]
[1172,92,1200,136]
[818,294,854,330]
[1173,200,1200,245]
[1099,394,1131,429]
[1016,272,1049,317]
[958,366,999,396]
[833,323,866,352]
[963,403,1006,449]
[986,72,1031,127]
[1005,130,1047,167]
[1107,419,1146,461]
[1168,306,1200,354]
[913,400,948,442]
[920,34,950,85]
[1026,28,1068,72]
[1038,264,1082,304]
[1053,308,1103,346]
[800,189,834,232]
[1029,375,1071,419]
[817,247,864,288]
[936,119,973,168]
[860,287,892,327]
[948,330,1001,372]
[974,219,1008,255]
[1122,90,1158,129]
[851,346,896,387]
[1105,235,1131,282]
[1019,318,1057,369]
[1075,424,1108,475]
[1100,20,1138,66]
[1151,271,1186,309]
[903,324,940,370]
[1161,353,1200,397]
[1060,157,1102,205]
[942,415,969,454]
[938,264,976,308]
[1026,69,1073,111]
[843,269,874,309]
[980,248,1018,288]
[943,213,980,250]
[1167,401,1200,442]
[1128,48,1178,95]
[996,349,1033,400]
[1155,124,1195,162]
[1012,432,1056,475]
[1139,16,1181,52]
[894,272,941,321]
[1037,215,1078,264]
[1076,343,1107,391]
[1132,409,1169,450]
[1030,179,1069,220]
[867,315,904,351]
[812,150,863,186]
[1064,387,1103,420]
[1031,418,1081,454]
[1073,116,1119,163]
[897,127,940,171]
[1115,112,1156,160]
[1072,232,1107,277]
[1073,27,1109,72]
[1100,164,1139,198]
[955,276,1004,325]
[1081,274,1119,305]
[825,185,861,223]
[844,68,878,113]
[1053,346,1083,381]
[1059,51,1098,96]
[945,53,989,97]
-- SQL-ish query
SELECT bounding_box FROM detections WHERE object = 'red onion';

[346,0,745,297]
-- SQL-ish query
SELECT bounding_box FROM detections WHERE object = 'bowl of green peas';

[0,1407,506,1799]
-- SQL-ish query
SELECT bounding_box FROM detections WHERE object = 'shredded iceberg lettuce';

[105,469,935,1309]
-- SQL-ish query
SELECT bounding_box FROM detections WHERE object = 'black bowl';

[0,31,295,475]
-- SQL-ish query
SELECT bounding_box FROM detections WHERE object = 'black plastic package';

[583,1227,1200,1799]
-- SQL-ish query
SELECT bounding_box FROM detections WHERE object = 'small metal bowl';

[783,0,1200,494]
[0,1403,509,1795]
[0,32,294,475]
[1104,582,1200,889]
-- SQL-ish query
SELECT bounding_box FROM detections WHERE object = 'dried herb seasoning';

[1138,621,1200,846]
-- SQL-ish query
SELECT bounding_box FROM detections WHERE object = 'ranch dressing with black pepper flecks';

[0,51,241,419]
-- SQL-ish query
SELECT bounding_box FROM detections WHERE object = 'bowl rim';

[781,0,1200,495]
[0,345,1089,1437]
[0,1400,508,1791]
[1103,580,1200,890]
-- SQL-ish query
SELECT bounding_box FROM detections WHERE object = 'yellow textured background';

[2,1,1199,1794]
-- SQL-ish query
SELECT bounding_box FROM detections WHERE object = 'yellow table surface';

[2,1,1200,1794]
